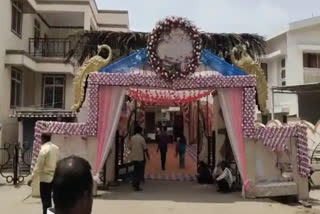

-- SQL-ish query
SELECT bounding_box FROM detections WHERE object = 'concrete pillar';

[18,120,23,146]
[0,123,2,147]
[84,11,91,31]
[244,138,257,198]
[291,138,309,200]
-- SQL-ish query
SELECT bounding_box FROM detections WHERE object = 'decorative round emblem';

[147,17,202,81]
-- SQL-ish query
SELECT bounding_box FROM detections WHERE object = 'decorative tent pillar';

[218,88,249,190]
[95,86,125,177]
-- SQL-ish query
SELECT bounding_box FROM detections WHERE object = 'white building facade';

[263,16,320,123]
[0,0,129,149]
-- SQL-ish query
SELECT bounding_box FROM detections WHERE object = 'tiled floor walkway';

[145,143,197,181]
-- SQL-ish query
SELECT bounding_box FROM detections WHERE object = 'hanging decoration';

[127,88,214,106]
[147,17,202,81]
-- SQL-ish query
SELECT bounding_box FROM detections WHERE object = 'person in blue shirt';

[157,127,169,170]
[176,134,187,168]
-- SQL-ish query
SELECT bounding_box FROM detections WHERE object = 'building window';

[11,0,23,36]
[34,19,41,48]
[303,53,320,68]
[42,75,65,109]
[261,63,268,81]
[281,58,286,68]
[280,58,286,86]
[10,68,22,107]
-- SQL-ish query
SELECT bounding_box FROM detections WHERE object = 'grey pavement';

[1,178,320,214]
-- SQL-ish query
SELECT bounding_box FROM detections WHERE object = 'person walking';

[129,126,149,191]
[176,135,187,168]
[28,133,60,214]
[157,127,169,170]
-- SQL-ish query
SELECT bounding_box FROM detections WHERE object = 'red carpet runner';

[145,143,198,181]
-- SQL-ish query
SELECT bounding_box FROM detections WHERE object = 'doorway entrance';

[115,91,217,183]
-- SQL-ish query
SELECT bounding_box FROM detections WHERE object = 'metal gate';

[114,110,137,182]
[0,143,32,185]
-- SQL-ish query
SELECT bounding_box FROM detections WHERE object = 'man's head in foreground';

[53,156,93,214]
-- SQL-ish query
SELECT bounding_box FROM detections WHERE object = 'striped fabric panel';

[144,173,197,182]
[186,144,197,163]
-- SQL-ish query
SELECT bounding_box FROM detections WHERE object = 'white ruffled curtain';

[218,88,249,190]
[94,86,125,177]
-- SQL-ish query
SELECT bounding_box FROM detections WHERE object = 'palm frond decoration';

[66,30,265,66]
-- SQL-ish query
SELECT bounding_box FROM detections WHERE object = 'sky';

[97,0,320,37]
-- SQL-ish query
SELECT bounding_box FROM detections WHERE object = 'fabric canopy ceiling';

[127,88,214,106]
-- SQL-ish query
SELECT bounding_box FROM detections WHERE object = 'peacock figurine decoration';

[72,44,112,112]
[231,46,269,115]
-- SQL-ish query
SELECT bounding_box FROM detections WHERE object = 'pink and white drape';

[94,86,125,177]
[218,88,249,190]
[200,102,214,136]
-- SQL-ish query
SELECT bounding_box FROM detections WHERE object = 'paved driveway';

[1,179,319,214]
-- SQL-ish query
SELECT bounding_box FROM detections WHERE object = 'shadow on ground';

[97,180,276,204]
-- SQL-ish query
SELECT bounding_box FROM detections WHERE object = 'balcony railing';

[29,38,71,58]
[304,67,320,84]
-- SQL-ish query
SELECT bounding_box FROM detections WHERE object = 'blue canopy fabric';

[99,48,247,76]
[100,48,148,73]
[200,49,247,76]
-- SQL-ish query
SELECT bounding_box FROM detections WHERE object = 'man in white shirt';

[213,161,233,193]
[28,133,60,214]
[129,126,149,191]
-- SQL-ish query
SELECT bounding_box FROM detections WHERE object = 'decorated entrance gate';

[30,17,311,199]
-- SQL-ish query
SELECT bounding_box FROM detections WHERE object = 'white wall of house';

[264,19,320,118]
[287,25,320,85]
[265,33,287,55]
[50,28,81,38]
[264,35,298,116]
[65,74,75,110]
[0,1,24,145]
[5,14,50,53]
